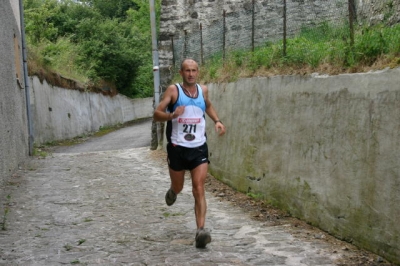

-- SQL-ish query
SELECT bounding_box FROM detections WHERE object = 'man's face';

[180,60,198,85]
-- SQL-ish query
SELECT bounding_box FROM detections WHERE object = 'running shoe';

[195,228,211,248]
[165,188,177,206]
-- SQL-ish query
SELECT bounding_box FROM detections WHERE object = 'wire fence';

[170,0,397,70]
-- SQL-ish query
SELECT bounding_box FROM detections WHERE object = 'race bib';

[177,117,205,143]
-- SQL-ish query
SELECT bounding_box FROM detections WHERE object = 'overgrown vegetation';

[24,0,159,98]
[25,1,399,95]
[196,22,400,84]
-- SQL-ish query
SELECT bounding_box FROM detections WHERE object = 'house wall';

[0,0,29,184]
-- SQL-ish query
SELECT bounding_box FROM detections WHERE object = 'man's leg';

[165,167,186,206]
[169,168,185,194]
[190,162,208,228]
[191,162,211,248]
[166,143,185,205]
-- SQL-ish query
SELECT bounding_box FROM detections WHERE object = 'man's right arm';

[153,85,177,122]
[153,86,171,122]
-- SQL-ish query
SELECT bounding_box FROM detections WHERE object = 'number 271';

[183,124,196,133]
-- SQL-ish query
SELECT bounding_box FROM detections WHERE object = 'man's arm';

[153,85,185,122]
[202,85,226,136]
[153,85,176,122]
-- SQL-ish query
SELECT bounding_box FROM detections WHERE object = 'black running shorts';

[167,142,209,171]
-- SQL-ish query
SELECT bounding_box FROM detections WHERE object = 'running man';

[153,58,226,248]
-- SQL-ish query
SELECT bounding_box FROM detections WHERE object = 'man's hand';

[173,106,185,117]
[215,121,226,136]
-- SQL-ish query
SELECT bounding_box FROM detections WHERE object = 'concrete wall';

[0,0,29,184]
[204,67,400,264]
[30,76,153,144]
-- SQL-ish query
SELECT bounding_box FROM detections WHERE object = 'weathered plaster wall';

[204,68,400,264]
[30,76,153,144]
[9,0,21,30]
[0,0,29,183]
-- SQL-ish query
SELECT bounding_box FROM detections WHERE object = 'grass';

[28,37,89,86]
[33,144,49,158]
[96,124,123,137]
[178,22,400,85]
[162,212,185,217]
[246,192,264,200]
[29,19,399,93]
[64,243,73,251]
[1,195,11,230]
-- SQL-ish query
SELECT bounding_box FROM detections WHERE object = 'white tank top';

[168,83,207,148]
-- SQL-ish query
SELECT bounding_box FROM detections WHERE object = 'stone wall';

[159,0,259,86]
[356,0,400,25]
[159,0,400,86]
[0,0,29,184]
[204,67,400,264]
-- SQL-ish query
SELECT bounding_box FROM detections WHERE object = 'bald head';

[180,58,198,71]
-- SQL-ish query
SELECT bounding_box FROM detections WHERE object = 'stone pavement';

[0,147,386,265]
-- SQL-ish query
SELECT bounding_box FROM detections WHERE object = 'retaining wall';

[30,76,153,144]
[205,67,400,264]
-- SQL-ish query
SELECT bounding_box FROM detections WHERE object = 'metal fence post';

[348,0,355,47]
[252,0,255,52]
[223,10,226,63]
[184,29,188,59]
[200,23,204,65]
[283,0,287,57]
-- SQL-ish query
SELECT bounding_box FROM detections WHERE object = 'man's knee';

[192,183,205,196]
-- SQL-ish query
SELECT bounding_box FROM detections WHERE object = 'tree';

[23,0,160,98]
[76,18,141,92]
[24,0,59,44]
[124,0,161,97]
[78,0,138,19]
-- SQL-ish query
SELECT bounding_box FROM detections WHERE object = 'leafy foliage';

[24,0,60,43]
[24,0,159,98]
[81,0,138,19]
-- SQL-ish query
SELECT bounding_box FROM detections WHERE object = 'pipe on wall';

[19,0,34,155]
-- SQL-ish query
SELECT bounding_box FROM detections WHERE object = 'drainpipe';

[149,0,162,149]
[19,0,34,155]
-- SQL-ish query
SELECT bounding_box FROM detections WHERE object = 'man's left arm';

[202,85,226,136]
